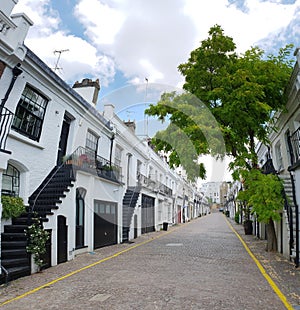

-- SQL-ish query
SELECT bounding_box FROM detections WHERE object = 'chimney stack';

[72,78,100,106]
[124,121,136,133]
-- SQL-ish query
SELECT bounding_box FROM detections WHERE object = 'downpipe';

[290,171,299,268]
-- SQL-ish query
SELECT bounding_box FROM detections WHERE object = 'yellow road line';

[0,227,178,307]
[225,217,294,310]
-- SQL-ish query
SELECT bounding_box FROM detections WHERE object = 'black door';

[94,202,117,249]
[57,114,71,165]
[57,215,68,264]
[76,192,85,249]
[141,194,155,234]
[134,214,138,239]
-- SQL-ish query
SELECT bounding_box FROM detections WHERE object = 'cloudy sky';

[14,0,300,97]
[12,0,300,182]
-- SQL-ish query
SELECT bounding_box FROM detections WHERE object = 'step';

[1,232,27,241]
[4,225,28,233]
[1,240,27,248]
[2,257,29,268]
[2,248,28,258]
[12,217,32,225]
[6,266,31,282]
[29,199,62,205]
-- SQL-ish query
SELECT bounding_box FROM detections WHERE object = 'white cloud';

[74,0,126,45]
[14,0,300,91]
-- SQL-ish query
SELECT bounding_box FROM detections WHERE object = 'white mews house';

[257,47,300,268]
[0,0,201,283]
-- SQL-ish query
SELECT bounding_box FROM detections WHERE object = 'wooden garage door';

[94,201,117,249]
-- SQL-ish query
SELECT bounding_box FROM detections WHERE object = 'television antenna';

[53,49,69,72]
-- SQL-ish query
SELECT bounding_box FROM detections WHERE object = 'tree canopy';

[145,24,294,181]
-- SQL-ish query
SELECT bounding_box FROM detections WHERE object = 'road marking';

[225,217,294,310]
[0,227,178,307]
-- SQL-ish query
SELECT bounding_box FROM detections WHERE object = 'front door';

[57,215,68,264]
[57,114,71,165]
[76,191,85,249]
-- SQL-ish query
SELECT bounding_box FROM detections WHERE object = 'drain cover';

[166,243,183,247]
[90,294,111,302]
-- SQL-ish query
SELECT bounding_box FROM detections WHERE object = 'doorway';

[76,188,86,249]
[57,114,71,165]
[57,215,68,264]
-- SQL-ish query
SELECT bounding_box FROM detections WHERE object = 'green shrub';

[234,211,240,224]
[1,195,26,219]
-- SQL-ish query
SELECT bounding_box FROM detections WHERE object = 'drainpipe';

[1,63,23,108]
[290,171,299,268]
[109,133,115,167]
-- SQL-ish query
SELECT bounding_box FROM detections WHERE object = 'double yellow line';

[225,217,294,310]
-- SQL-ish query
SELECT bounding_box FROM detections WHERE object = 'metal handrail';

[0,106,14,152]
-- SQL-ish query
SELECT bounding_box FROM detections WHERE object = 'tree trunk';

[266,219,277,252]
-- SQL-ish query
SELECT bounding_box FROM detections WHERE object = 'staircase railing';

[0,106,14,153]
[66,146,122,183]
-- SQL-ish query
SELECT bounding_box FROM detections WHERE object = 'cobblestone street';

[0,213,299,310]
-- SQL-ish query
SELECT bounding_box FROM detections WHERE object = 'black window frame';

[12,84,48,141]
[1,163,20,197]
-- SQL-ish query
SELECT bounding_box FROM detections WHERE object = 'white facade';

[199,182,222,205]
[0,0,204,281]
[256,48,300,266]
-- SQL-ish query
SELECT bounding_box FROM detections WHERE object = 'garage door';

[94,201,117,249]
[141,194,155,234]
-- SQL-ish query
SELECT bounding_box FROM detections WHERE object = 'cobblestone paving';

[0,213,299,309]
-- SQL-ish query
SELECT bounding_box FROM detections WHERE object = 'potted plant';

[1,195,26,220]
[26,218,50,272]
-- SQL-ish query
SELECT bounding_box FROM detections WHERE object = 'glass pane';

[100,204,105,213]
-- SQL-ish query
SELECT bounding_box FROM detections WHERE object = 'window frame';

[12,84,48,141]
[2,163,20,197]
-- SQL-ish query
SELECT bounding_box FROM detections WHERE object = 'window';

[85,130,99,153]
[115,145,122,167]
[2,163,20,196]
[12,85,48,141]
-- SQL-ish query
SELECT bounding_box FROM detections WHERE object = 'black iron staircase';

[278,173,298,264]
[0,164,75,283]
[122,187,140,242]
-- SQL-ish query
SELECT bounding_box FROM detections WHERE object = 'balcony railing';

[0,106,14,153]
[137,173,172,196]
[157,182,173,196]
[290,127,300,165]
[261,158,276,175]
[137,173,156,187]
[66,146,122,183]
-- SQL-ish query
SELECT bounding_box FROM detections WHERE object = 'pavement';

[0,213,299,309]
[227,216,300,309]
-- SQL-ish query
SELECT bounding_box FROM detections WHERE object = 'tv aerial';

[53,49,69,72]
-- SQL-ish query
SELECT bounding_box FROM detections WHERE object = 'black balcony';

[65,146,122,183]
[261,158,276,175]
[0,106,14,153]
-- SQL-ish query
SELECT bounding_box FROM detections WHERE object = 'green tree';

[145,24,294,179]
[237,169,284,251]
